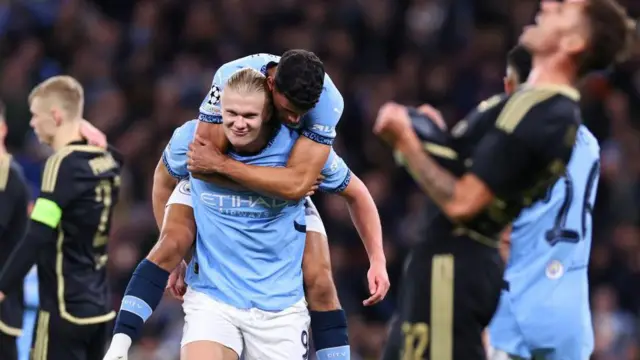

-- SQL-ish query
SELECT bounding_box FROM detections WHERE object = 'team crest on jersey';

[207,85,221,105]
[178,181,191,195]
[545,260,564,279]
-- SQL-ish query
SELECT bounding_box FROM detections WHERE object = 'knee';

[304,266,340,310]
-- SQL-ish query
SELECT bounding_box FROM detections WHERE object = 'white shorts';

[167,179,327,236]
[181,288,311,359]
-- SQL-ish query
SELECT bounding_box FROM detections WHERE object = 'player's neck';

[51,119,83,151]
[527,55,577,89]
[0,142,6,156]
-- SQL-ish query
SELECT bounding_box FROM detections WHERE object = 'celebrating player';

[180,50,382,360]
[0,76,123,360]
[104,68,384,360]
[0,100,30,360]
[374,0,635,359]
[487,44,600,360]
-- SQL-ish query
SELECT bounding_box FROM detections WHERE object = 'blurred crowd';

[2,0,640,359]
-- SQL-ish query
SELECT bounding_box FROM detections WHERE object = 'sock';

[310,310,350,359]
[113,259,169,340]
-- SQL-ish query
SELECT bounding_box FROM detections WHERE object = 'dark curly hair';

[507,45,533,84]
[578,0,636,76]
[274,49,325,111]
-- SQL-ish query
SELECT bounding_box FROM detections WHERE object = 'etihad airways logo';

[200,193,294,209]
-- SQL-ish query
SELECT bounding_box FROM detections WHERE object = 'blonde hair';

[29,75,84,119]
[225,68,269,95]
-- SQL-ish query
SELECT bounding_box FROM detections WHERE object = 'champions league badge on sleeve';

[208,85,221,105]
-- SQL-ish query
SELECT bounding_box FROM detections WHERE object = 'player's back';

[490,125,598,357]
[37,142,122,323]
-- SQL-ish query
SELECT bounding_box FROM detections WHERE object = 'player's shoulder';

[219,53,280,77]
[575,125,600,157]
[42,144,120,191]
[320,72,343,106]
[498,85,580,130]
[169,119,198,147]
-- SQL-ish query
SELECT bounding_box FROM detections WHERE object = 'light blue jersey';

[489,125,599,360]
[162,120,351,311]
[199,53,344,145]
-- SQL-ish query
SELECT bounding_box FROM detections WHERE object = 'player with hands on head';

[375,1,636,359]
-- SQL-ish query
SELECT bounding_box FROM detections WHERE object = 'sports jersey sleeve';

[470,90,578,195]
[30,156,79,230]
[162,120,197,180]
[319,149,351,193]
[301,77,344,145]
[198,67,225,124]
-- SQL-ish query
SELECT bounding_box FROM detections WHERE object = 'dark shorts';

[0,332,18,360]
[382,243,503,360]
[31,310,111,360]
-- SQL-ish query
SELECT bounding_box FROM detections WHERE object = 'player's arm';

[378,92,576,223]
[210,137,330,200]
[192,86,343,201]
[320,153,385,264]
[0,157,76,298]
[319,150,389,303]
[337,174,385,263]
[152,159,178,228]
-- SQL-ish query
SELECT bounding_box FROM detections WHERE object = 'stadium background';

[1,0,640,359]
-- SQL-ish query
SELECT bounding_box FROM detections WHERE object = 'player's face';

[271,90,305,126]
[29,98,58,145]
[221,89,270,149]
[520,0,588,56]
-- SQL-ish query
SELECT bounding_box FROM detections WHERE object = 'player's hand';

[305,175,324,197]
[362,258,390,306]
[103,333,132,360]
[166,260,187,301]
[417,104,447,131]
[0,291,5,303]
[373,102,415,148]
[187,135,226,174]
[80,119,107,148]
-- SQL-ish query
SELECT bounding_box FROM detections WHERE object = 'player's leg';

[380,314,404,360]
[242,298,311,360]
[87,322,110,360]
[30,310,101,360]
[0,333,18,360]
[181,289,242,360]
[106,181,197,358]
[302,197,350,360]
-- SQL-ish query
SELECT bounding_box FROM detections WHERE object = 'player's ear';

[266,76,275,91]
[51,107,64,127]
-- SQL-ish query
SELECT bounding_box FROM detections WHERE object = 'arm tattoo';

[397,141,456,207]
